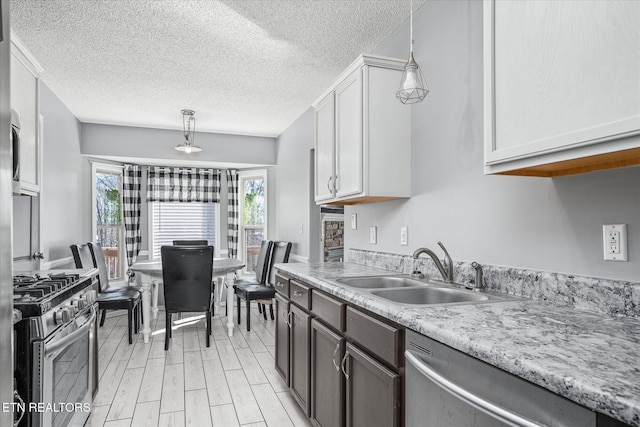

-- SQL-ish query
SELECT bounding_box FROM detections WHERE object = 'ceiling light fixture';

[396,0,429,104]
[175,109,201,153]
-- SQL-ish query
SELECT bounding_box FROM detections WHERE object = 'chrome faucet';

[471,261,484,292]
[412,241,454,283]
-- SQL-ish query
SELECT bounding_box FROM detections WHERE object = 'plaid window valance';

[146,167,221,202]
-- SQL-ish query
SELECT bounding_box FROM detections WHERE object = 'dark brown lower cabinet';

[275,293,290,385]
[344,342,401,427]
[274,274,403,427]
[311,319,345,427]
[290,304,311,415]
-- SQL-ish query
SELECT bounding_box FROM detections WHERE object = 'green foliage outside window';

[97,173,121,225]
[243,179,264,226]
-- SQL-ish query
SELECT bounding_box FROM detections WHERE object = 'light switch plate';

[400,227,408,246]
[603,224,627,261]
[369,226,377,244]
[351,213,357,230]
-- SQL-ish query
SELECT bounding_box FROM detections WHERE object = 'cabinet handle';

[332,343,341,372]
[327,177,333,192]
[293,290,303,298]
[286,311,293,328]
[276,282,284,288]
[341,351,350,380]
[334,175,338,191]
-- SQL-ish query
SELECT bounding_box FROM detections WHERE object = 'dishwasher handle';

[405,350,544,427]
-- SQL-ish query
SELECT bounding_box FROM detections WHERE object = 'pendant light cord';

[410,0,414,54]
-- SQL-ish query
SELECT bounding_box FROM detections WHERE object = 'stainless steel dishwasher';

[405,330,598,427]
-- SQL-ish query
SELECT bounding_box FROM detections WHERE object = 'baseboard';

[42,256,74,270]
[289,253,309,263]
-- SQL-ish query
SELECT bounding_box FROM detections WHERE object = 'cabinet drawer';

[274,273,289,297]
[290,280,311,310]
[345,306,401,368]
[311,290,345,332]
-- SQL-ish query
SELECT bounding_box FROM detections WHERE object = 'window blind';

[151,202,216,259]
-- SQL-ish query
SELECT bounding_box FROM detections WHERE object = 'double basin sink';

[335,276,518,307]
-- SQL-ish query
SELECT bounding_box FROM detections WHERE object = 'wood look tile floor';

[89,304,312,427]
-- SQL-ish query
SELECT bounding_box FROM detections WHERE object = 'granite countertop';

[275,262,640,427]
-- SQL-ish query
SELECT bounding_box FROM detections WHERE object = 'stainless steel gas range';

[13,269,99,427]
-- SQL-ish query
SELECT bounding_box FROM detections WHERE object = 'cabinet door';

[10,53,40,194]
[315,92,335,203]
[484,0,640,176]
[334,68,363,199]
[311,319,344,427]
[290,304,311,415]
[344,342,400,427]
[274,293,290,385]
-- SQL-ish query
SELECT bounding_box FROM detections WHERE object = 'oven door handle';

[46,306,96,358]
[405,350,544,427]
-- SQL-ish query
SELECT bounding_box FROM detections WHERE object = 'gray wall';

[274,108,318,260]
[272,0,640,282]
[39,83,88,262]
[344,0,640,282]
[82,123,277,167]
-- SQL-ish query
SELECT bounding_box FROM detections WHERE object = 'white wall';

[344,0,640,281]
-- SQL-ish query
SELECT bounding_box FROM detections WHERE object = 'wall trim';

[42,256,74,270]
[289,253,309,263]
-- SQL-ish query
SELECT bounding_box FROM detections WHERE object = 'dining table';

[130,257,245,343]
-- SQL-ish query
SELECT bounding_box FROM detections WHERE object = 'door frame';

[238,169,268,275]
[91,161,125,278]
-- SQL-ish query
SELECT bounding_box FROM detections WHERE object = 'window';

[149,202,218,259]
[92,163,125,280]
[239,170,267,274]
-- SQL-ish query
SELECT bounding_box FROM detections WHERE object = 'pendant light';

[175,109,201,153]
[396,0,429,104]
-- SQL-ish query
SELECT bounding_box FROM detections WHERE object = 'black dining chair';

[256,241,292,320]
[173,240,208,246]
[173,240,216,309]
[234,240,282,331]
[161,245,214,350]
[70,242,142,344]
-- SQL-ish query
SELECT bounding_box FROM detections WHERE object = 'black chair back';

[268,241,292,286]
[173,240,208,246]
[88,242,113,292]
[254,240,274,284]
[70,243,95,269]
[161,245,214,313]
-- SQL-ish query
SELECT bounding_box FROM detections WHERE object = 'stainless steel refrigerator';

[0,0,14,426]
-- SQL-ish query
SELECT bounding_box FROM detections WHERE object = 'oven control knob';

[67,305,77,317]
[55,308,71,324]
[74,298,86,310]
[84,290,97,304]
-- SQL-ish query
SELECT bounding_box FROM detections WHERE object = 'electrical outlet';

[351,213,357,230]
[369,226,377,244]
[400,227,408,246]
[603,224,627,261]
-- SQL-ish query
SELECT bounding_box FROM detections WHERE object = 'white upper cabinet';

[313,55,411,205]
[11,32,43,195]
[484,0,640,177]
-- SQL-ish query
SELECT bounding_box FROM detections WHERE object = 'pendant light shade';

[175,109,201,153]
[396,0,429,104]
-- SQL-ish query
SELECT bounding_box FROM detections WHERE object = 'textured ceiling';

[10,0,426,137]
